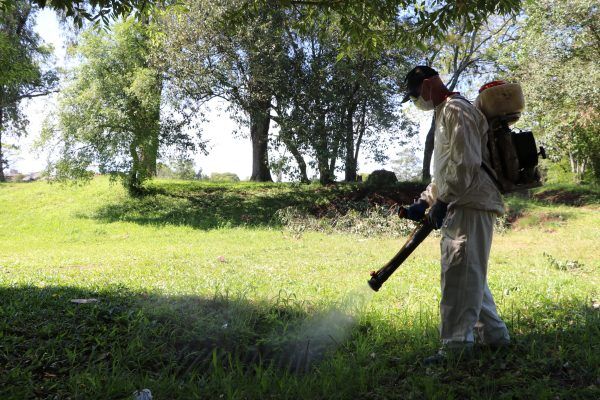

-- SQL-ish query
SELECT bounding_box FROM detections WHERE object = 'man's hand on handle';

[427,200,448,229]
[400,199,448,230]
[402,199,428,221]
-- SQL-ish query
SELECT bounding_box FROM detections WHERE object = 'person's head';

[402,65,449,110]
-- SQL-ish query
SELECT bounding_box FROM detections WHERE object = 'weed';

[543,252,584,271]
[275,204,416,237]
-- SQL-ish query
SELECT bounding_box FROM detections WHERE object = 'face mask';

[411,77,435,111]
[412,95,434,111]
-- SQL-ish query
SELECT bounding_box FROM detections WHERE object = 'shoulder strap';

[481,162,504,193]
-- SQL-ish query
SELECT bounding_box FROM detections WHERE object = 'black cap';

[401,65,439,103]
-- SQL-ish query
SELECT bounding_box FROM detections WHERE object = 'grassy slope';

[0,177,598,399]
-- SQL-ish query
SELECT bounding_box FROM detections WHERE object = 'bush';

[366,169,398,187]
[12,173,25,182]
[210,172,240,182]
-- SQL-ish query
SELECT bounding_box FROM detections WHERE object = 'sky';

[12,9,434,181]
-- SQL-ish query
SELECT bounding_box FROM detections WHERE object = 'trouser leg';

[475,282,510,344]
[439,207,498,347]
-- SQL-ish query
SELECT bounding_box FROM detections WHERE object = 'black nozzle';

[368,276,382,292]
[368,271,385,292]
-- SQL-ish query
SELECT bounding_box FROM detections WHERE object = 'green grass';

[0,177,599,399]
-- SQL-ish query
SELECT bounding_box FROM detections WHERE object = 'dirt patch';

[310,184,425,217]
[512,211,569,230]
[533,189,586,206]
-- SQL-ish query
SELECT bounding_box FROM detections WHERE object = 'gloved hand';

[427,200,448,229]
[403,199,428,221]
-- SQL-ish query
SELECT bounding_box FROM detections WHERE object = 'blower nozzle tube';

[367,220,434,292]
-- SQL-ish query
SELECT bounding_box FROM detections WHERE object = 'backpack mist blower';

[367,208,433,292]
[369,80,547,292]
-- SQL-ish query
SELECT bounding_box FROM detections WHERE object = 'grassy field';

[0,176,599,399]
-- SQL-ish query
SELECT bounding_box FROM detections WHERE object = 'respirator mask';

[411,78,435,111]
[412,95,435,111]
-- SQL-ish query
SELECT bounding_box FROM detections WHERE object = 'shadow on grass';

[86,181,426,230]
[0,284,373,399]
[1,285,599,399]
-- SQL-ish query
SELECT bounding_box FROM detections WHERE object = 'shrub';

[366,169,398,187]
[210,172,240,182]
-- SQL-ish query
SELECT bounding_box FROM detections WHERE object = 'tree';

[155,0,289,182]
[271,14,341,184]
[2,0,523,40]
[0,0,58,181]
[273,9,416,184]
[392,142,422,181]
[44,19,199,194]
[157,158,196,179]
[505,0,599,181]
[1,0,163,27]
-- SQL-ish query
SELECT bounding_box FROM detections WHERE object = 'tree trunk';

[344,104,357,182]
[329,128,341,180]
[316,137,333,184]
[313,111,333,185]
[140,132,159,177]
[351,100,367,182]
[127,141,143,196]
[139,76,161,177]
[317,154,333,184]
[422,115,435,182]
[569,152,577,174]
[0,106,5,182]
[281,135,309,183]
[250,103,273,182]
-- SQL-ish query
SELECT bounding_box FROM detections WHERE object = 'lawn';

[0,177,598,399]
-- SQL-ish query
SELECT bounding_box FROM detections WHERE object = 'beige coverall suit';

[420,94,510,347]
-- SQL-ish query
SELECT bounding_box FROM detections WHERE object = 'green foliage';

[43,19,199,194]
[366,169,398,187]
[391,145,422,182]
[543,252,584,272]
[210,172,240,182]
[505,0,600,182]
[156,0,286,182]
[156,159,197,180]
[273,8,417,183]
[0,0,57,179]
[0,0,161,28]
[154,0,518,185]
[1,0,523,49]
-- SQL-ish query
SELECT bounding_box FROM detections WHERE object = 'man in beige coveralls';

[402,66,510,364]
